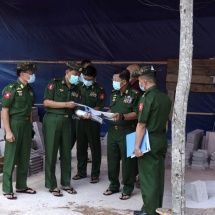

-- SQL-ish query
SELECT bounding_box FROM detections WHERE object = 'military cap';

[132,65,156,77]
[12,62,38,71]
[65,61,83,73]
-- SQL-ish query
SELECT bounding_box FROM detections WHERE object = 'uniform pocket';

[14,96,26,108]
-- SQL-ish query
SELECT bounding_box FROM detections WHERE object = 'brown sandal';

[119,193,130,200]
[90,177,99,183]
[3,193,17,200]
[16,187,36,194]
[72,174,87,180]
[49,189,63,197]
[62,187,77,194]
[103,189,119,195]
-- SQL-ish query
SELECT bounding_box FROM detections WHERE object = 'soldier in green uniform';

[43,61,82,197]
[1,62,38,200]
[103,68,141,200]
[73,65,106,183]
[132,66,171,215]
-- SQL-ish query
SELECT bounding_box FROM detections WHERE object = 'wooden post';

[171,1,193,215]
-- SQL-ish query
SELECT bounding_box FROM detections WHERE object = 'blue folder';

[126,129,151,158]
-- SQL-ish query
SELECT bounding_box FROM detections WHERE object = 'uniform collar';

[17,78,27,89]
[115,84,131,96]
[144,85,157,95]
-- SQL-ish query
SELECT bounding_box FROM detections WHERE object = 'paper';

[74,102,114,124]
[126,129,151,158]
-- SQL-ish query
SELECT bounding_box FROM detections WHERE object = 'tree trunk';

[171,1,193,215]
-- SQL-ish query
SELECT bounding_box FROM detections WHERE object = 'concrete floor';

[0,151,215,215]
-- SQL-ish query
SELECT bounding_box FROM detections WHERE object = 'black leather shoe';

[133,210,149,215]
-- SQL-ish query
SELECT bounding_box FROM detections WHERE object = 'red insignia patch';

[4,92,12,99]
[100,94,104,100]
[139,103,144,111]
[48,84,54,90]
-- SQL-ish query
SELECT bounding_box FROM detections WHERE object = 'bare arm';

[2,107,15,142]
[133,122,146,157]
[44,99,77,109]
[111,112,138,121]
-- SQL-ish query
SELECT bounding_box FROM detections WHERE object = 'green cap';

[12,62,39,71]
[65,61,83,73]
[132,65,156,77]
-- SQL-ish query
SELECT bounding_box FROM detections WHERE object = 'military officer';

[132,66,171,215]
[73,65,106,183]
[1,62,38,199]
[43,61,82,197]
[103,68,141,200]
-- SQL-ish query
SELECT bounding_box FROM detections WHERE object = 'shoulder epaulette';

[52,78,61,82]
[9,82,17,89]
[132,89,139,94]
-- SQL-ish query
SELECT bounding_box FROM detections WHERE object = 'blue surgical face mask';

[27,74,36,83]
[79,73,84,82]
[113,81,121,90]
[139,81,145,91]
[69,75,79,85]
[83,78,93,87]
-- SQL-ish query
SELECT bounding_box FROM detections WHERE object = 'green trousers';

[43,114,72,190]
[76,119,101,178]
[3,119,32,193]
[138,134,168,215]
[107,125,135,195]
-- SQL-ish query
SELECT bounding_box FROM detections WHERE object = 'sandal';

[62,187,77,194]
[3,193,17,200]
[90,177,99,183]
[119,193,131,200]
[16,187,36,194]
[49,189,63,197]
[72,174,87,180]
[103,189,119,195]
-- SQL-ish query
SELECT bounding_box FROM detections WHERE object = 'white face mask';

[27,74,36,83]
[69,75,79,85]
[139,81,145,91]
[113,81,121,90]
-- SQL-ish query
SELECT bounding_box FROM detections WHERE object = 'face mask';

[27,74,36,83]
[139,81,145,91]
[79,73,83,82]
[83,78,93,87]
[113,81,121,90]
[69,75,79,85]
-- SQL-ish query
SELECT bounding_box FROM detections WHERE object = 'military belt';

[46,113,71,118]
[111,124,135,130]
[10,115,30,121]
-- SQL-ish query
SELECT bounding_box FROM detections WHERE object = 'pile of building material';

[28,149,43,176]
[185,149,192,167]
[209,151,215,170]
[191,150,208,170]
[206,132,215,155]
[165,144,172,168]
[186,129,204,152]
[32,121,44,153]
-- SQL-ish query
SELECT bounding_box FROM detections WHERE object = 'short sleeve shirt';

[78,82,106,109]
[138,86,171,132]
[110,86,141,126]
[1,79,34,117]
[43,78,81,115]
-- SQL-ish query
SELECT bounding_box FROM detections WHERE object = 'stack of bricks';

[186,129,204,152]
[191,150,208,170]
[209,152,215,170]
[28,149,43,176]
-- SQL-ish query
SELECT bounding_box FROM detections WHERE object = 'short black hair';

[113,68,130,82]
[17,70,22,77]
[83,65,97,77]
[81,60,92,67]
[142,73,156,83]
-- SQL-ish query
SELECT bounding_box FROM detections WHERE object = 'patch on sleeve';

[47,84,55,90]
[100,93,105,100]
[4,92,12,99]
[139,102,144,111]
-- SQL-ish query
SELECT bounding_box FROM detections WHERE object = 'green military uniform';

[76,82,106,178]
[133,66,171,215]
[1,79,34,194]
[43,78,80,190]
[107,86,141,195]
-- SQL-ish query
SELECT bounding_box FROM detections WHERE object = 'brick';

[190,180,208,202]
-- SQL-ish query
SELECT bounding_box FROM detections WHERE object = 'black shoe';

[133,210,149,215]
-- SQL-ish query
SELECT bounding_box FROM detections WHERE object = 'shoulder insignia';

[48,83,55,90]
[52,78,61,82]
[132,89,138,94]
[9,84,14,88]
[3,91,12,99]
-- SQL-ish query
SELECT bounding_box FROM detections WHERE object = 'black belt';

[46,113,71,118]
[10,115,30,121]
[111,124,135,130]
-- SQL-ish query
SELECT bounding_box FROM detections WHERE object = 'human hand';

[133,148,143,157]
[6,131,15,142]
[65,101,77,108]
[111,113,121,121]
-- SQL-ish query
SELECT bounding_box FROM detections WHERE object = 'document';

[73,102,114,124]
[126,129,151,158]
